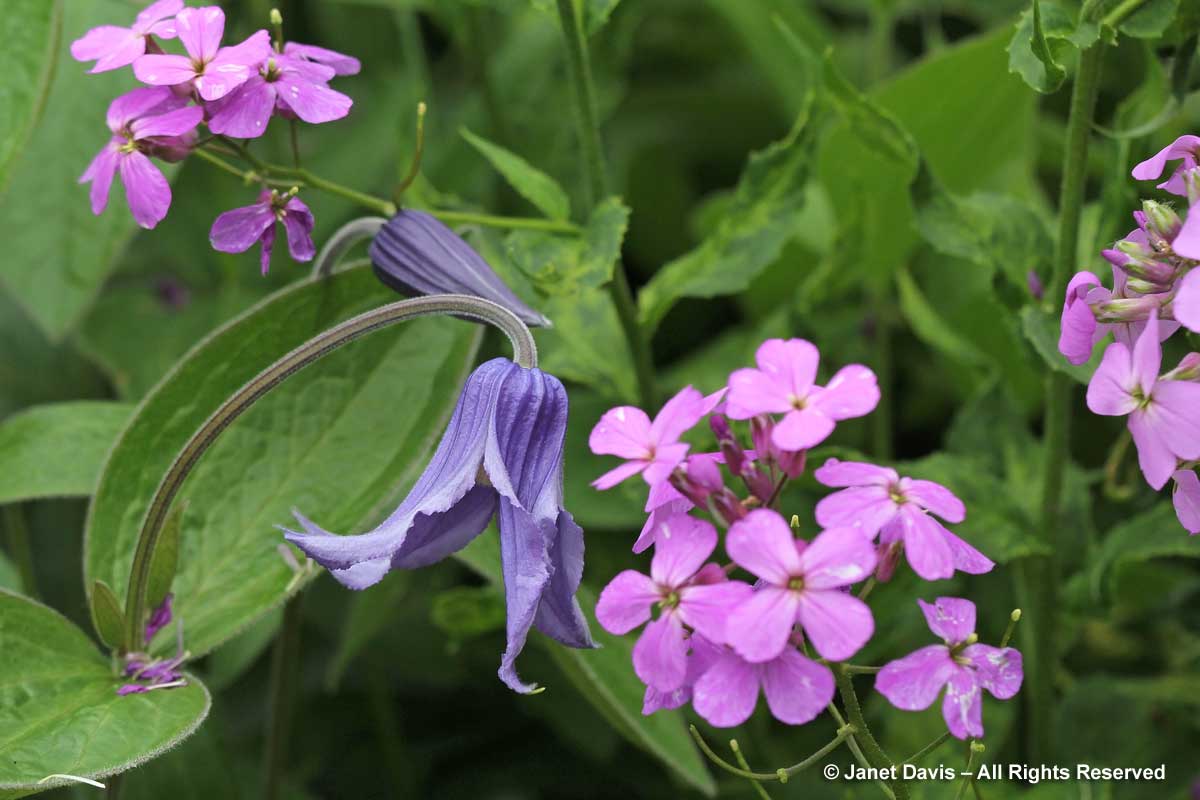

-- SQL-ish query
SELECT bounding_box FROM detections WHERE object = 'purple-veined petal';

[692,651,761,728]
[209,198,275,254]
[677,580,754,643]
[726,586,800,663]
[941,669,983,740]
[197,31,272,101]
[875,644,956,710]
[595,570,658,634]
[941,528,994,575]
[118,151,172,229]
[796,588,873,662]
[918,597,976,643]
[1173,470,1200,534]
[963,644,1023,700]
[896,505,955,581]
[258,225,276,275]
[650,514,717,587]
[132,105,204,140]
[632,613,690,692]
[106,86,183,132]
[761,648,834,725]
[329,556,392,590]
[533,510,594,649]
[633,498,691,553]
[903,479,965,523]
[72,26,134,64]
[726,509,803,584]
[797,526,877,590]
[809,364,879,421]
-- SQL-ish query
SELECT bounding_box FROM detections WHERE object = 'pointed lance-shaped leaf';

[91,579,126,650]
[147,499,187,610]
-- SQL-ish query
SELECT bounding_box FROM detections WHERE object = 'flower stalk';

[688,723,856,782]
[263,593,304,800]
[834,664,910,800]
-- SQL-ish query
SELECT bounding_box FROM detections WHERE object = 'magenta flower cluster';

[1058,135,1200,534]
[590,338,1021,739]
[72,1,360,272]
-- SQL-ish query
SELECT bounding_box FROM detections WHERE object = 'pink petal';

[678,580,754,643]
[1173,208,1200,259]
[207,77,275,138]
[761,648,834,725]
[197,31,272,101]
[132,105,203,140]
[726,586,800,663]
[642,441,690,486]
[1172,470,1200,534]
[963,644,1023,700]
[725,367,792,417]
[1176,269,1200,333]
[903,479,965,523]
[209,201,275,253]
[650,514,717,587]
[71,26,133,62]
[258,225,276,275]
[136,0,184,33]
[896,506,955,581]
[649,386,706,445]
[1086,342,1138,416]
[772,407,835,450]
[591,460,646,491]
[106,86,181,132]
[875,644,956,710]
[797,527,877,590]
[133,53,198,88]
[941,669,983,740]
[175,6,224,63]
[1132,311,1162,398]
[118,151,171,229]
[1129,410,1179,490]
[813,458,897,488]
[276,76,353,125]
[90,32,147,73]
[80,145,119,216]
[692,651,761,728]
[595,570,658,634]
[726,509,804,584]
[282,198,316,261]
[809,364,879,421]
[941,528,994,575]
[1150,380,1200,461]
[1131,135,1200,181]
[1059,271,1104,365]
[814,486,897,537]
[632,613,689,692]
[284,42,361,75]
[633,499,691,553]
[796,588,874,661]
[917,597,976,643]
[589,406,653,459]
[759,338,820,398]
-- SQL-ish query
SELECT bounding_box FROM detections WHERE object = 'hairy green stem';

[263,593,304,800]
[120,292,537,652]
[555,0,656,407]
[2,505,39,600]
[834,665,910,800]
[1101,0,1150,27]
[828,703,897,800]
[432,209,580,234]
[689,724,854,782]
[730,740,772,800]
[1028,39,1105,764]
[903,731,952,765]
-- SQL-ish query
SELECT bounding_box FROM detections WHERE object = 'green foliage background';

[1,0,1199,797]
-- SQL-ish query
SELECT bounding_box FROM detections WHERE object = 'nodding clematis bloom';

[691,633,835,728]
[209,189,315,274]
[876,597,1022,740]
[80,87,203,229]
[589,386,725,491]
[369,210,550,328]
[725,338,879,452]
[1173,470,1200,534]
[71,0,182,73]
[595,514,752,692]
[1087,312,1200,490]
[725,510,876,663]
[207,53,353,138]
[813,459,993,581]
[1131,135,1200,196]
[283,42,361,76]
[133,6,272,101]
[282,358,595,693]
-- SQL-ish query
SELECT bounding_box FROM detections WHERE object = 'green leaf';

[1019,305,1100,385]
[0,590,210,795]
[0,0,180,340]
[461,126,570,221]
[325,574,410,690]
[0,0,61,192]
[1089,503,1200,598]
[896,268,991,368]
[454,534,716,797]
[1008,0,1070,94]
[0,552,19,593]
[505,197,629,293]
[636,97,818,333]
[0,401,132,504]
[147,501,186,610]
[530,0,622,35]
[1119,0,1180,38]
[85,264,482,658]
[90,579,126,651]
[818,50,919,175]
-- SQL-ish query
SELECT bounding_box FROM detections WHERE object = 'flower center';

[948,633,978,662]
[661,590,680,609]
[263,58,280,82]
[787,393,807,410]
[787,576,804,591]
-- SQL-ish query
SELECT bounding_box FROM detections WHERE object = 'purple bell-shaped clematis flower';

[282,357,594,692]
[368,210,551,328]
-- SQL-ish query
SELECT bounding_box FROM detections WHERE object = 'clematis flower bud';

[369,210,550,327]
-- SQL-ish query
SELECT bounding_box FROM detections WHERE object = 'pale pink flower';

[1131,135,1200,196]
[133,7,271,101]
[71,0,182,73]
[1174,470,1200,534]
[207,54,352,138]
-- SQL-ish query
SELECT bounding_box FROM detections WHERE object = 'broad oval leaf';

[0,0,61,191]
[0,590,210,797]
[85,264,482,658]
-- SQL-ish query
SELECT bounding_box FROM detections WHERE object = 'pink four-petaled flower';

[725,510,876,663]
[209,189,315,274]
[595,514,752,692]
[207,53,353,138]
[71,0,182,73]
[875,597,1022,740]
[725,338,879,452]
[133,6,272,101]
[1131,134,1200,196]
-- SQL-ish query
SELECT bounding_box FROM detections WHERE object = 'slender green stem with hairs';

[555,0,656,407]
[730,740,772,800]
[120,293,537,653]
[689,724,855,782]
[903,731,953,765]
[834,665,910,799]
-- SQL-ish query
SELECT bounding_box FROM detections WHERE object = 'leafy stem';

[120,291,537,653]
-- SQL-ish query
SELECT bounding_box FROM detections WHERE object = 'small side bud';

[1165,352,1200,382]
[970,741,986,754]
[965,632,979,645]
[1141,200,1182,247]
[789,514,801,529]
[1011,609,1022,622]
[269,8,283,25]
